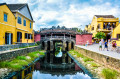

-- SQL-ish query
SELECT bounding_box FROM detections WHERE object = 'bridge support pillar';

[50,41,54,64]
[50,52,53,64]
[44,41,48,51]
[68,41,71,51]
[44,52,47,63]
[68,56,71,63]
[50,41,54,51]
[62,52,66,64]
[62,40,66,64]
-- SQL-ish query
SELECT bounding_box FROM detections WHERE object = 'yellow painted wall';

[89,16,98,37]
[87,15,119,38]
[112,23,120,46]
[0,4,34,45]
[0,5,16,45]
[15,13,34,43]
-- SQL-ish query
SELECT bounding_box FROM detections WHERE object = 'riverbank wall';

[0,45,41,61]
[75,46,120,72]
[0,43,35,51]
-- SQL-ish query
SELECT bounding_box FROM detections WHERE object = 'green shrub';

[101,68,118,79]
[9,63,23,70]
[83,57,93,62]
[16,56,27,60]
[0,61,10,68]
[85,62,99,67]
[28,53,39,58]
[36,41,40,45]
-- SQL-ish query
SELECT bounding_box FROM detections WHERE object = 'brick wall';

[76,34,92,45]
[34,34,41,42]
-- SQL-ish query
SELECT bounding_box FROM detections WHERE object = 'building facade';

[0,3,16,45]
[0,3,34,45]
[85,15,119,41]
[112,24,120,46]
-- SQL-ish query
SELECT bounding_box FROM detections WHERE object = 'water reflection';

[33,71,91,79]
[7,54,92,79]
[56,51,62,57]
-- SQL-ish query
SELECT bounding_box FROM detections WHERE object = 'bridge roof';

[40,29,77,35]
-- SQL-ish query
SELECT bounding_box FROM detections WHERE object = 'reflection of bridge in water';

[40,26,76,64]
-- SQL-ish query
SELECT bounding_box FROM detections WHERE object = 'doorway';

[17,32,22,42]
[5,33,13,45]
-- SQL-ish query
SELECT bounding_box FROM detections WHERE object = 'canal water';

[4,51,93,79]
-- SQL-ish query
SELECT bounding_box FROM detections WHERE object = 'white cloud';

[1,0,120,30]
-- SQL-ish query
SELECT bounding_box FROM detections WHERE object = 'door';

[5,33,12,45]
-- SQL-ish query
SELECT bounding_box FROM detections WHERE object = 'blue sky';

[1,0,120,30]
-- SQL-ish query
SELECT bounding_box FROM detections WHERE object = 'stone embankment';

[75,46,120,72]
[0,45,40,61]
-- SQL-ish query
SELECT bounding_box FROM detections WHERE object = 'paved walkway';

[76,44,120,60]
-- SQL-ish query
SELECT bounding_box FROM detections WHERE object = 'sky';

[1,0,120,31]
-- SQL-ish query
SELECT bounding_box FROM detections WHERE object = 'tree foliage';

[95,32,106,39]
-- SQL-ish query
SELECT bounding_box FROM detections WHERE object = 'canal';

[4,51,94,79]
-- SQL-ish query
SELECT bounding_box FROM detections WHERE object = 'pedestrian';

[108,39,111,50]
[112,41,117,51]
[85,40,89,47]
[103,40,108,51]
[99,40,102,51]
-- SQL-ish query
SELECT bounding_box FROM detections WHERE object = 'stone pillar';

[62,52,66,64]
[50,41,54,64]
[44,52,47,63]
[50,41,54,51]
[64,34,65,40]
[44,41,47,51]
[50,52,53,64]
[62,40,66,64]
[62,40,66,51]
[70,35,71,39]
[68,56,71,63]
[51,34,52,38]
[68,41,71,51]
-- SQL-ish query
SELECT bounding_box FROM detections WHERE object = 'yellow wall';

[86,15,119,38]
[112,23,120,46]
[15,12,34,43]
[0,5,16,45]
[0,4,34,45]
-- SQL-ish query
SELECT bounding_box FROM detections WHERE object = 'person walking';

[108,39,111,50]
[99,40,102,51]
[103,40,108,51]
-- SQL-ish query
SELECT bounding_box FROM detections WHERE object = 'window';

[25,33,28,39]
[23,19,26,26]
[117,34,120,39]
[4,13,7,22]
[92,27,94,30]
[97,24,100,29]
[30,22,31,28]
[28,34,30,39]
[17,16,22,24]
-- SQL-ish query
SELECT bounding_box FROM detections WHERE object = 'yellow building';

[0,3,16,45]
[7,3,34,43]
[12,65,34,79]
[85,15,119,41]
[112,24,120,46]
[0,3,34,45]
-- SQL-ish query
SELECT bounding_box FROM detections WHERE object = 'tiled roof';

[7,4,26,11]
[95,15,115,18]
[0,3,6,6]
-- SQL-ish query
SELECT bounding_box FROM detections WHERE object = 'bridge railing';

[41,36,75,40]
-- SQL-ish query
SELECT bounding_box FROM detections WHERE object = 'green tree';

[95,32,106,39]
